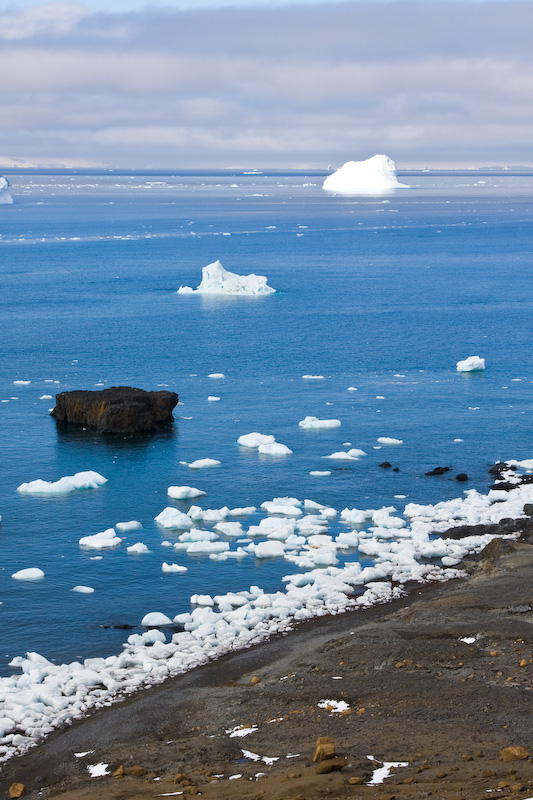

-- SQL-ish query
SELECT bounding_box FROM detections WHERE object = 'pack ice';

[178,260,276,296]
[323,155,410,195]
[0,177,13,205]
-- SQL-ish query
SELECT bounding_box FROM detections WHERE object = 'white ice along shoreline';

[2,466,533,765]
[177,260,276,296]
[323,155,410,195]
[0,176,13,205]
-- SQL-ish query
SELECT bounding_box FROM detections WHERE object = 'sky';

[1,0,532,169]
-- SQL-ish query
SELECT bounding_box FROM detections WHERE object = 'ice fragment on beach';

[318,699,351,713]
[299,416,341,429]
[11,568,44,581]
[456,355,485,372]
[87,763,110,777]
[178,260,275,296]
[17,470,107,496]
[226,725,258,738]
[323,155,409,194]
[367,757,409,785]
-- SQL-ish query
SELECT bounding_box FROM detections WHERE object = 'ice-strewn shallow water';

[1,168,533,700]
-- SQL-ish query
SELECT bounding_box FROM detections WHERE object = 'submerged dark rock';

[51,387,179,433]
[455,473,469,482]
[425,466,452,476]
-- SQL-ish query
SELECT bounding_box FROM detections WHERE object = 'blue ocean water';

[1,168,532,674]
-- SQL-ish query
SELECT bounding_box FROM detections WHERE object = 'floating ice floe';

[310,470,331,476]
[207,396,220,402]
[238,432,275,449]
[126,542,150,554]
[162,563,188,574]
[208,372,225,378]
[79,529,122,550]
[11,568,44,581]
[258,442,293,456]
[323,155,410,195]
[299,416,341,429]
[302,374,324,380]
[456,355,486,372]
[17,471,107,496]
[325,448,366,460]
[167,486,206,500]
[72,586,94,594]
[115,520,142,533]
[141,612,173,627]
[185,458,221,470]
[177,260,275,296]
[377,437,403,445]
[13,380,30,386]
[154,507,193,530]
[0,176,13,205]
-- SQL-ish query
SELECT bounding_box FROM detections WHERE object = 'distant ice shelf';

[323,155,410,195]
[178,260,276,296]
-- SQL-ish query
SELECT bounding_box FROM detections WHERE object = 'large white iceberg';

[177,260,276,296]
[323,155,409,195]
[0,177,13,205]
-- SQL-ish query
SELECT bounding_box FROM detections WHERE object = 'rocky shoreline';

[2,520,533,800]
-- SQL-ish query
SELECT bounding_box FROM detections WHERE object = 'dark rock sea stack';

[51,387,179,433]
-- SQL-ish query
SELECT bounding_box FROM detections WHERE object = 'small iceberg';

[0,177,13,205]
[456,355,486,372]
[323,155,409,195]
[299,416,341,429]
[178,260,276,296]
[11,567,44,581]
[17,470,108,496]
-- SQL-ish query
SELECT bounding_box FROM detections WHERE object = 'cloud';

[0,0,532,166]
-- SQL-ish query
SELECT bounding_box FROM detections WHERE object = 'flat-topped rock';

[51,387,179,433]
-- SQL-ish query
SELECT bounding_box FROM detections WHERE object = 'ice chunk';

[258,442,293,456]
[207,396,220,401]
[72,585,94,593]
[456,355,486,372]
[79,529,122,550]
[126,542,150,554]
[154,507,193,529]
[141,612,173,626]
[11,568,44,581]
[238,432,276,448]
[251,541,286,558]
[310,470,331,476]
[323,155,409,195]
[17,470,107,496]
[162,562,188,574]
[0,176,13,205]
[186,458,221,470]
[377,437,403,445]
[167,486,206,500]
[302,374,324,380]
[178,260,275,296]
[208,372,225,378]
[299,416,341,429]
[115,520,142,533]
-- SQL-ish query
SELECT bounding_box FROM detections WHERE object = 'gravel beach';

[2,528,533,800]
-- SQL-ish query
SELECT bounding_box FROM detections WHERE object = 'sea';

[1,167,532,677]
